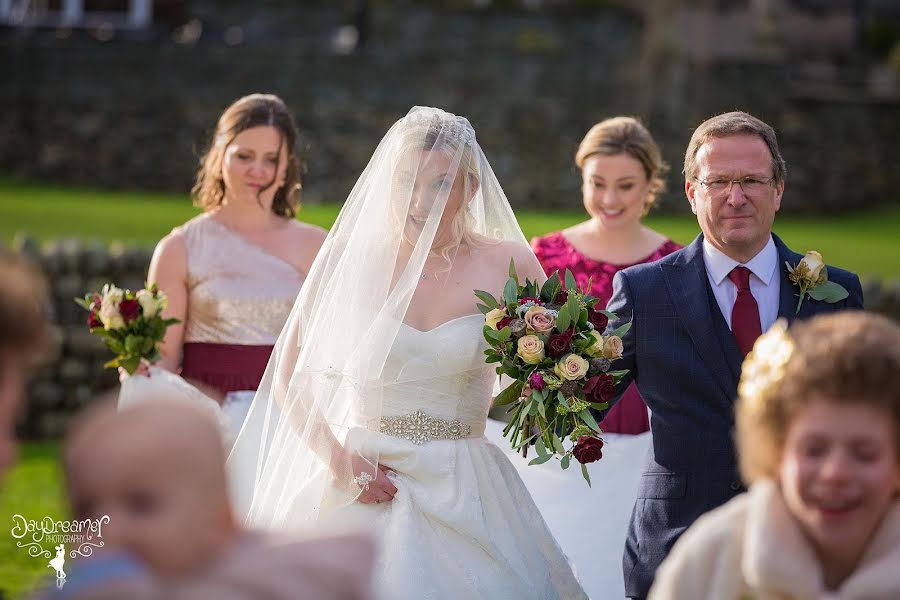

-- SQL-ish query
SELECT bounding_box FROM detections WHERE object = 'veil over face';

[226,106,544,529]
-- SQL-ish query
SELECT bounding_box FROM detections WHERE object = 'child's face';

[67,425,232,579]
[779,399,900,560]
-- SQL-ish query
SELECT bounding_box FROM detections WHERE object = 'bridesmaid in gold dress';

[144,94,326,436]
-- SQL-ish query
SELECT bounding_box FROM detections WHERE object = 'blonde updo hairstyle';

[575,116,668,213]
[736,312,900,485]
[192,93,303,218]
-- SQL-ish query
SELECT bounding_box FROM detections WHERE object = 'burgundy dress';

[531,232,682,434]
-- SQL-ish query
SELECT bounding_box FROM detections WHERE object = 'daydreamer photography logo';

[9,513,109,587]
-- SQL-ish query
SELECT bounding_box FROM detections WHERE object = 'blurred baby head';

[0,254,53,476]
[64,399,238,580]
[736,312,900,564]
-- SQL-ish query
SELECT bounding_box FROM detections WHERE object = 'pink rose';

[523,306,556,334]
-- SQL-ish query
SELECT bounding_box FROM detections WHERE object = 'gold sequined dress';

[176,213,305,435]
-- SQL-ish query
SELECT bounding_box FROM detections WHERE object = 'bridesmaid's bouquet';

[75,283,179,374]
[475,262,630,485]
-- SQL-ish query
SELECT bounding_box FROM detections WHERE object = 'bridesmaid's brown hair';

[192,94,303,218]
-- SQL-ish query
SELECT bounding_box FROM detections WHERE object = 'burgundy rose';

[527,371,546,392]
[88,312,103,329]
[588,308,609,332]
[497,316,514,330]
[572,436,604,464]
[119,298,141,323]
[554,290,568,305]
[583,374,616,404]
[547,328,574,358]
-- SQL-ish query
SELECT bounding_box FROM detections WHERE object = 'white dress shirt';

[702,235,780,333]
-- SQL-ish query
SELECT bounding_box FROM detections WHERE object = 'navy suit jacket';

[604,233,864,598]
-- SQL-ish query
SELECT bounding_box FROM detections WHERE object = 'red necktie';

[728,266,762,356]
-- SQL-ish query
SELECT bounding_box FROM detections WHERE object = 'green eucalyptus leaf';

[540,273,562,303]
[579,409,603,435]
[119,355,141,375]
[564,269,577,292]
[514,434,536,450]
[610,321,632,339]
[503,278,519,307]
[493,381,523,407]
[473,289,500,309]
[551,432,565,454]
[561,454,571,470]
[528,454,553,466]
[581,463,592,486]
[508,258,519,285]
[808,280,849,303]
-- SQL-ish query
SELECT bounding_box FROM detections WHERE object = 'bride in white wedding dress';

[227,107,588,599]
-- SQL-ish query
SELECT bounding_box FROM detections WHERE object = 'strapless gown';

[331,314,588,600]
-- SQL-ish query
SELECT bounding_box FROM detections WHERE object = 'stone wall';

[8,235,900,439]
[1,4,898,213]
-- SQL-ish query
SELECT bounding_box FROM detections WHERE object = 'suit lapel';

[662,235,737,402]
[774,234,807,320]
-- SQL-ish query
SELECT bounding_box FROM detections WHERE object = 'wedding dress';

[330,314,587,599]
[227,106,588,599]
[485,418,650,598]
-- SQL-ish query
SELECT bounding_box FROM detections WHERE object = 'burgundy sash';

[181,342,274,395]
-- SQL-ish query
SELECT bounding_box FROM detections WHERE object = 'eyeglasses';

[694,176,776,197]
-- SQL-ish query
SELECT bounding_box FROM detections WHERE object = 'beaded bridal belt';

[379,410,477,444]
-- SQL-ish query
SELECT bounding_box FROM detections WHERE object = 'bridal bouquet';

[475,263,630,485]
[75,283,179,374]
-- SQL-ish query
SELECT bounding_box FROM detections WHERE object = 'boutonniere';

[785,251,848,314]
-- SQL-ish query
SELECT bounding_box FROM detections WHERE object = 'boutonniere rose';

[786,251,848,314]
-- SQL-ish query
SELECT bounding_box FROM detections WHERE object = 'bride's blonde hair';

[393,115,491,269]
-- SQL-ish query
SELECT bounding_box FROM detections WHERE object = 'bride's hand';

[350,455,398,505]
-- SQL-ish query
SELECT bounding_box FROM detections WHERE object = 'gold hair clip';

[738,319,794,411]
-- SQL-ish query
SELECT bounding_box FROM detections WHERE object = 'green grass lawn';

[1,177,898,278]
[0,442,66,598]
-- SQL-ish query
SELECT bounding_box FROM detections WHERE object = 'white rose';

[517,335,545,365]
[99,302,124,330]
[101,283,123,307]
[485,308,507,330]
[136,289,156,318]
[99,284,125,330]
[554,353,589,381]
[585,330,605,357]
[800,251,825,282]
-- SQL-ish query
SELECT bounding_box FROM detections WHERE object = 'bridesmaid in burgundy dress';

[532,117,681,434]
[144,94,326,436]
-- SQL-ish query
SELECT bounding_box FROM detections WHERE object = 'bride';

[227,107,588,599]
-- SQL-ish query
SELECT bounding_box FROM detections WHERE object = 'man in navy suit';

[604,111,864,599]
